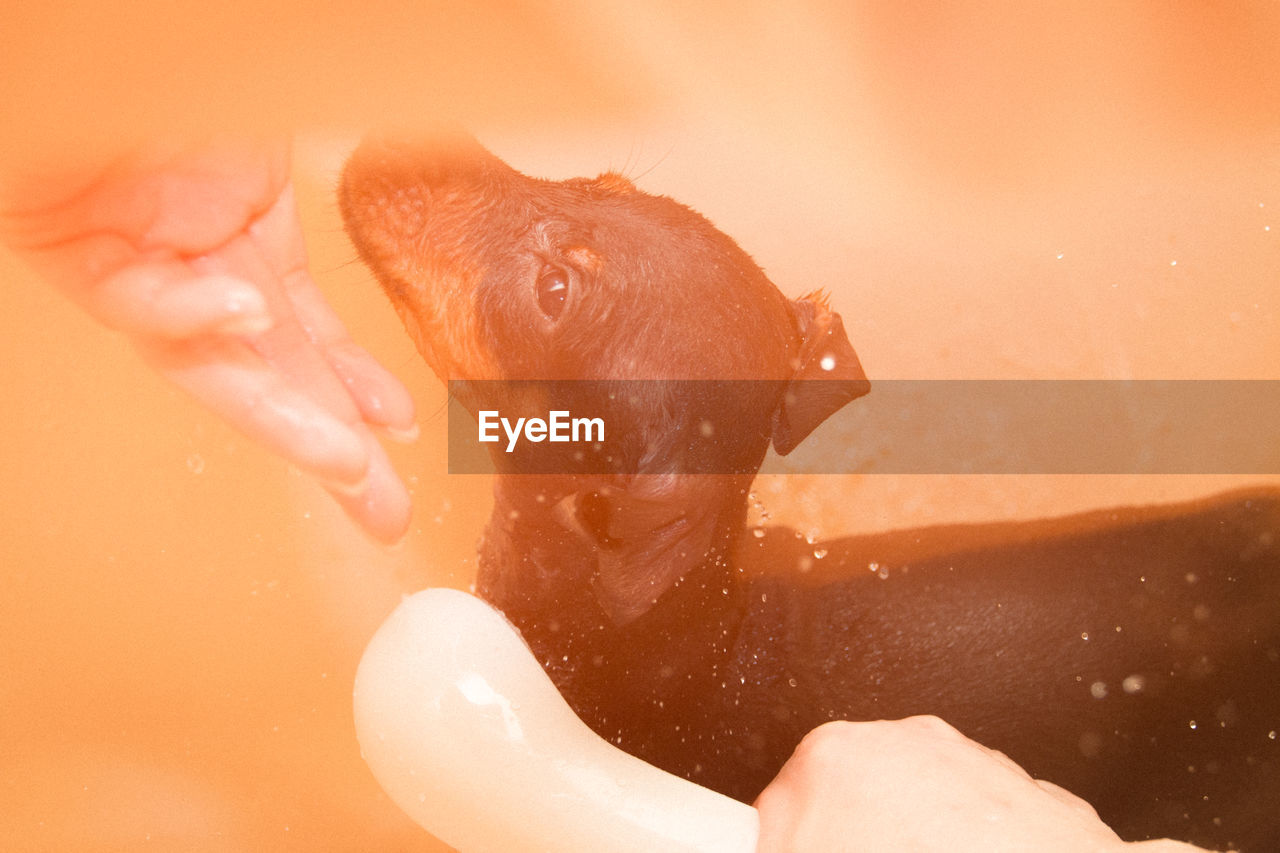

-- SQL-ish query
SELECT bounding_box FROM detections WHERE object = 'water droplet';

[805,528,820,545]
[1189,720,1198,730]
[1122,674,1146,694]
[1269,730,1276,740]
[1170,259,1178,267]
[813,548,828,560]
[819,355,836,371]
[1185,572,1198,584]
[1081,632,1090,641]
[699,419,715,438]
[787,677,798,688]
[797,555,814,573]
[1056,252,1064,260]
[752,527,765,538]
[186,454,206,474]
[1090,681,1108,699]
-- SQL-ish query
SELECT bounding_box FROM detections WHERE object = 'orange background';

[2,3,1278,850]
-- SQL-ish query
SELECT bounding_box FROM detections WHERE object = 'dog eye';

[536,265,570,320]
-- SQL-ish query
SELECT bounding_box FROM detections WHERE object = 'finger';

[275,262,418,433]
[137,335,370,485]
[324,340,418,438]
[1034,779,1106,821]
[207,200,417,434]
[90,263,274,338]
[323,431,413,544]
[246,189,418,434]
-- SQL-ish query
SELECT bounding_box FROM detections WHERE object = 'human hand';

[0,138,415,542]
[754,716,1210,853]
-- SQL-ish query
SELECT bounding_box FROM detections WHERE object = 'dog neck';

[477,473,754,631]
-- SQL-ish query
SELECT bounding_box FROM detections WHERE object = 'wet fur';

[341,134,1280,850]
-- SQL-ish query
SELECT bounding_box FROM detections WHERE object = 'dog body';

[341,133,1279,850]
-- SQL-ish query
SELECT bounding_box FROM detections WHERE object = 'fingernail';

[382,422,421,443]
[208,279,273,336]
[148,274,274,338]
[214,307,274,336]
[324,471,372,499]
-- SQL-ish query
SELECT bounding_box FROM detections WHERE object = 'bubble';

[186,453,206,474]
[1122,674,1146,694]
[752,527,766,539]
[813,548,828,560]
[1189,720,1198,730]
[1090,681,1108,699]
[1078,731,1103,758]
[1081,632,1090,641]
[819,355,836,371]
[699,419,715,438]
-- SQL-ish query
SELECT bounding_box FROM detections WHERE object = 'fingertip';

[325,345,417,432]
[97,266,274,338]
[329,483,413,545]
[325,435,413,544]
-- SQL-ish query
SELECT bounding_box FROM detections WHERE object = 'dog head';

[341,131,869,622]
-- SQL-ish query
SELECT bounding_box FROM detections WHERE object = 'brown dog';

[340,132,1279,851]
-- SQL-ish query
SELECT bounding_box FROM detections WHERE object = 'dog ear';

[561,477,739,625]
[771,294,870,456]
